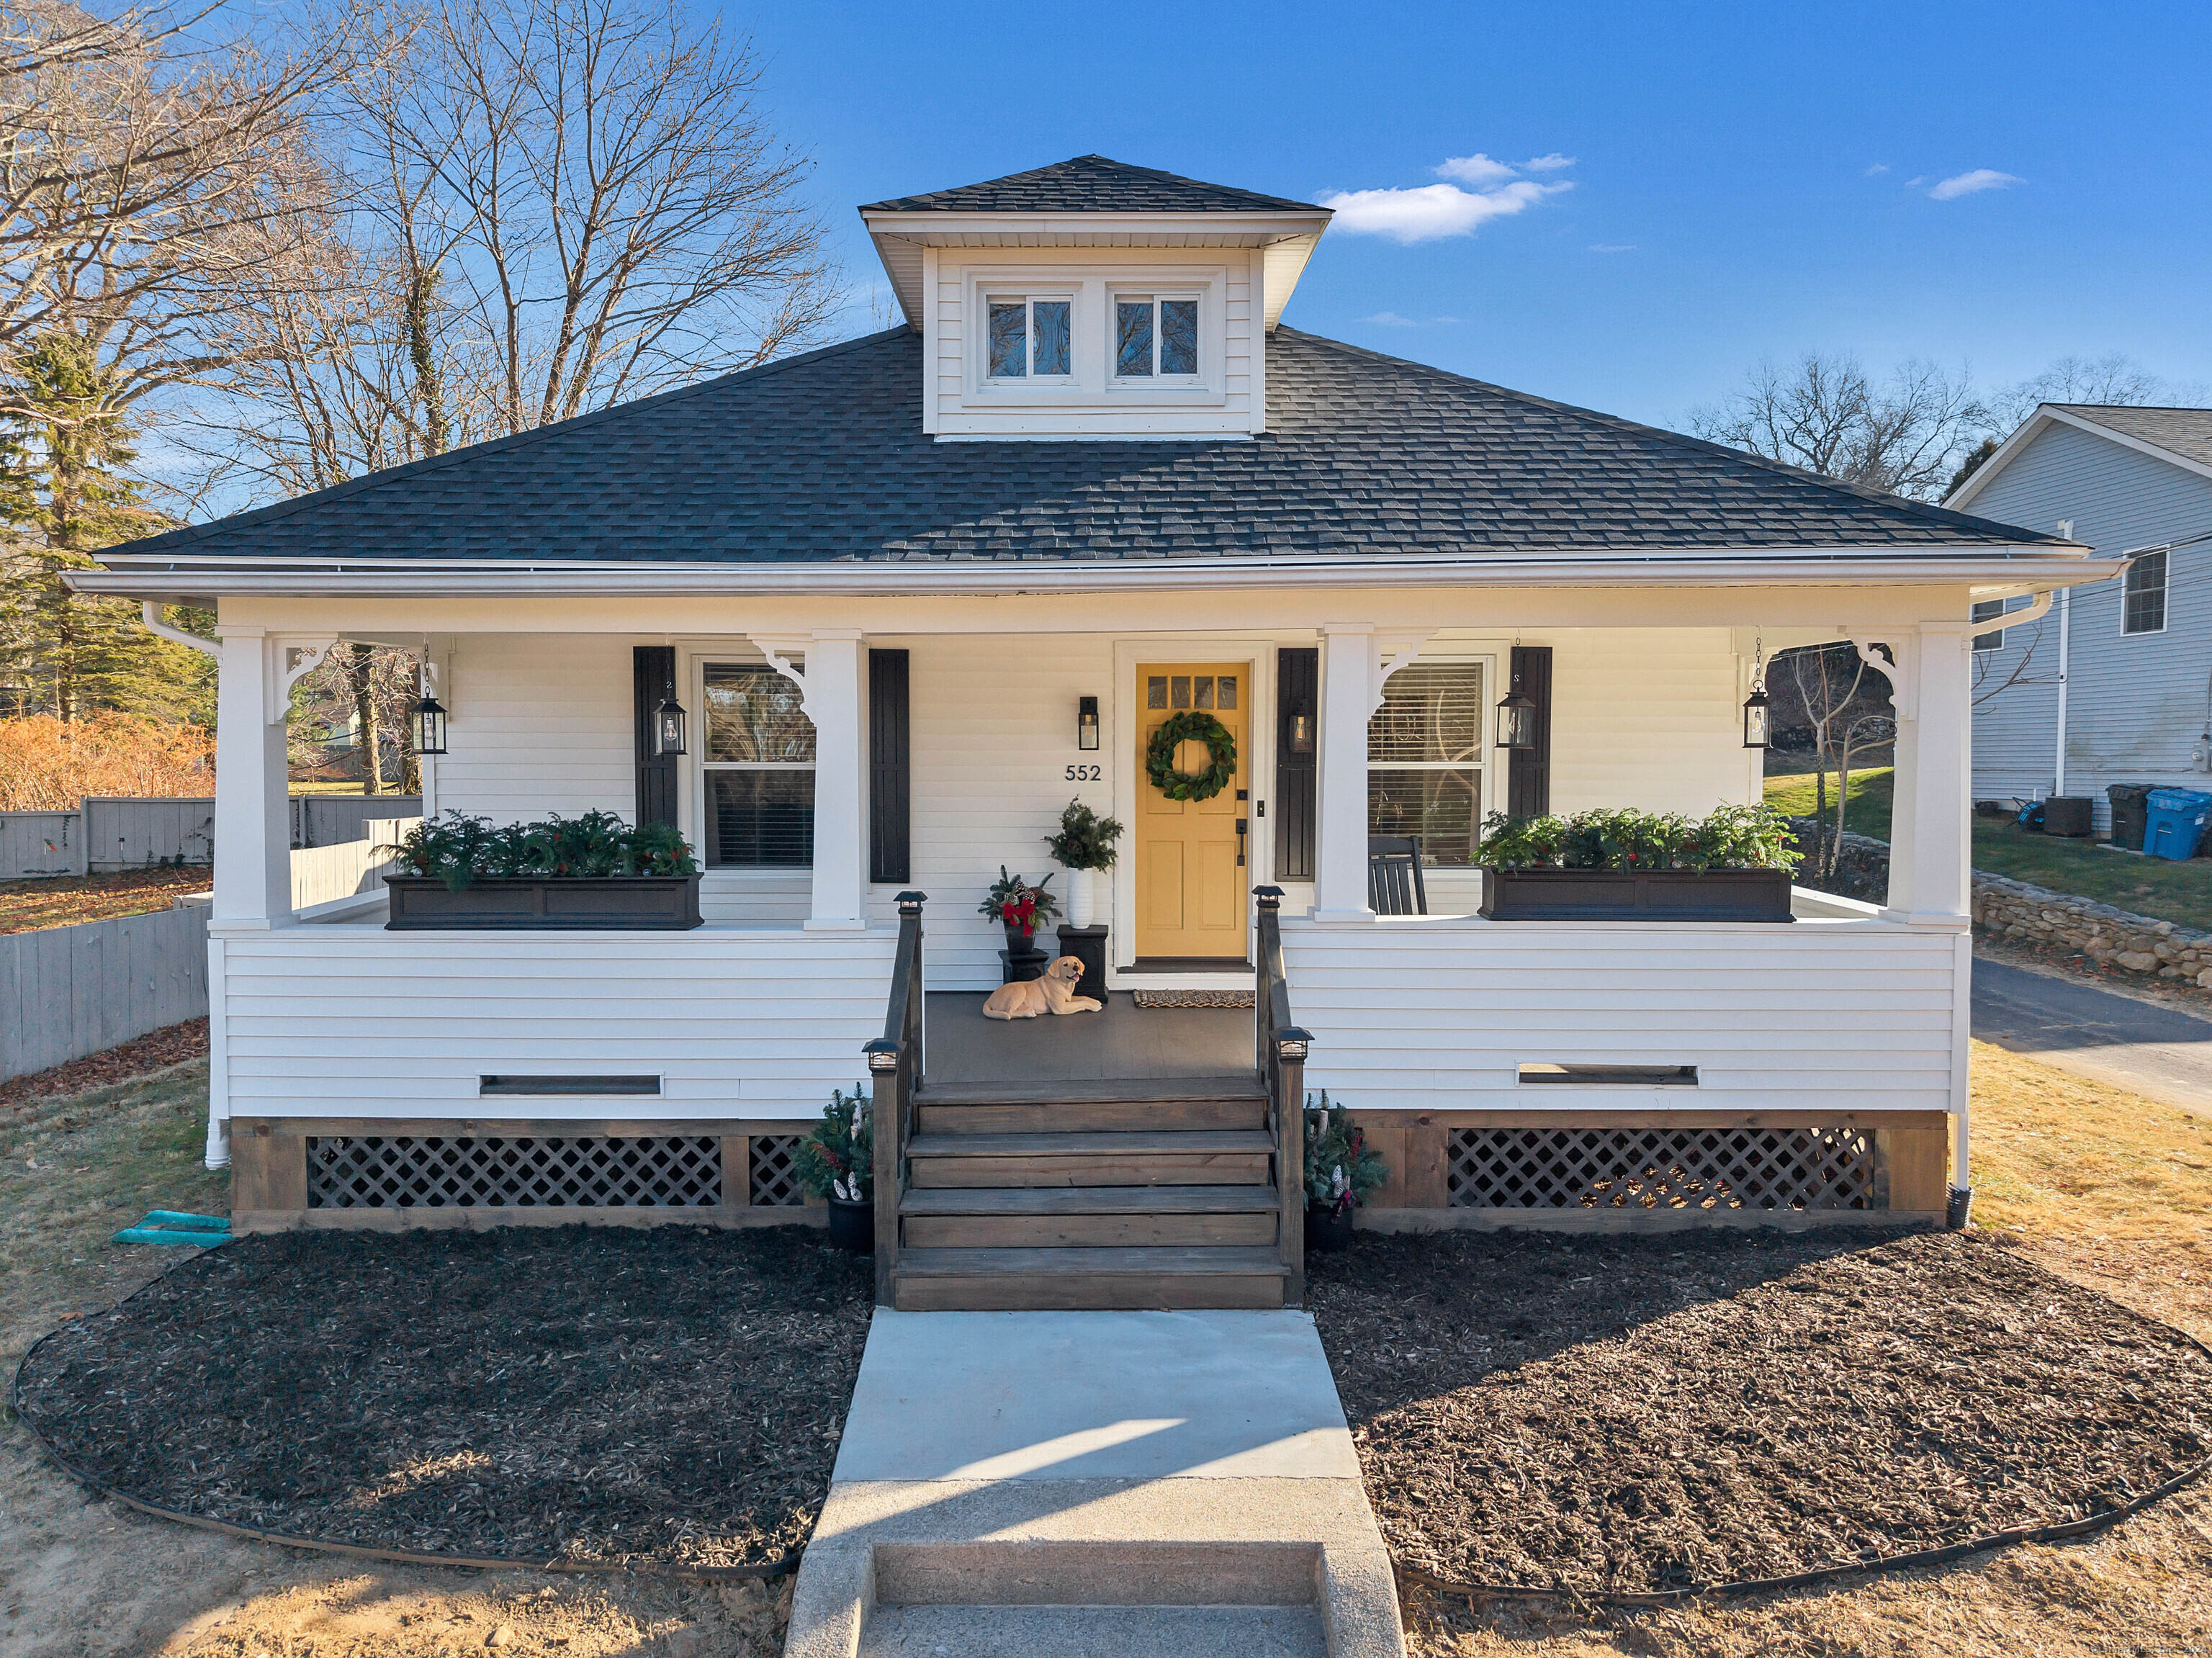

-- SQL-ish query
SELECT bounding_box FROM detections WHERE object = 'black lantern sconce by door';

[1077,695,1100,751]
[654,691,688,757]
[1288,712,1313,754]
[1743,634,1771,749]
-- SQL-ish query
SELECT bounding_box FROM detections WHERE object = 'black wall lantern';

[1743,634,1770,749]
[654,692,688,757]
[1496,680,1538,750]
[1077,695,1100,751]
[413,691,448,756]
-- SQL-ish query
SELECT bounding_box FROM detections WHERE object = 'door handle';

[1236,816,1249,868]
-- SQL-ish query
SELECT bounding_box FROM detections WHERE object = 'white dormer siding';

[922,245,1263,439]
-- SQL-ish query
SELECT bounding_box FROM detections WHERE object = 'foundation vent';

[305,1135,721,1209]
[1447,1125,1874,1212]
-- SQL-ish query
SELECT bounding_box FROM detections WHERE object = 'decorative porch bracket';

[268,636,341,722]
[1370,628,1438,713]
[748,635,814,714]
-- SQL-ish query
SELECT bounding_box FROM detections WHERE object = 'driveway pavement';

[1972,955,2212,1115]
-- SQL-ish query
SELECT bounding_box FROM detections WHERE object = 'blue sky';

[739,0,2212,431]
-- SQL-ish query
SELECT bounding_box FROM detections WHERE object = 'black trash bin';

[2108,784,2153,852]
[2043,796,2095,837]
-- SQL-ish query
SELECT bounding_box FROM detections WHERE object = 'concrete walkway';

[1974,955,2212,1115]
[785,1310,1404,1657]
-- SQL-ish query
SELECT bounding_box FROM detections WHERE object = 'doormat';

[1132,988,1256,1010]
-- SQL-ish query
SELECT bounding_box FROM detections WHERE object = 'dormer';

[860,156,1332,441]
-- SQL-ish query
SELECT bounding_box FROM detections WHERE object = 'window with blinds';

[703,662,814,867]
[1368,659,1485,865]
[2124,549,2167,636]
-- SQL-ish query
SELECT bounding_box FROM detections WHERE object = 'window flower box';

[1478,867,1793,923]
[384,874,703,930]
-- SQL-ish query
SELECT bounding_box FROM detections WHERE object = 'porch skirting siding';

[228,1115,829,1235]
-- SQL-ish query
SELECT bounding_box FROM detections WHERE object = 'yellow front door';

[1135,664,1250,959]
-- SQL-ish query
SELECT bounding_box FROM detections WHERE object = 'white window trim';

[1108,289,1206,387]
[696,655,817,870]
[1367,652,1496,865]
[980,292,1077,387]
[961,266,1230,407]
[2123,551,2168,637]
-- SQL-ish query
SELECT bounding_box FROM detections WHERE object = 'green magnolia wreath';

[1146,711,1238,802]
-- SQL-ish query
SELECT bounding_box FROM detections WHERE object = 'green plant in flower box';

[389,808,698,891]
[794,1085,872,1203]
[1473,803,1798,873]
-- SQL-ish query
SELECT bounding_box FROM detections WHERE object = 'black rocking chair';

[1367,834,1429,916]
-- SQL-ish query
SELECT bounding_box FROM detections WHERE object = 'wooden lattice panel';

[305,1135,721,1209]
[1447,1125,1875,1212]
[748,1134,806,1207]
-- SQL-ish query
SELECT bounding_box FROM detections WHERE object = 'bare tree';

[1773,642,1896,875]
[1987,352,2203,433]
[1689,352,1990,501]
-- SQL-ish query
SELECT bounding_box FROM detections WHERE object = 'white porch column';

[210,628,295,928]
[803,630,868,930]
[1313,623,1375,922]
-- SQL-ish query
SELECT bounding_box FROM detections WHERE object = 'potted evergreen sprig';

[795,1085,873,1252]
[1043,798,1124,927]
[1303,1091,1388,1251]
[979,866,1061,960]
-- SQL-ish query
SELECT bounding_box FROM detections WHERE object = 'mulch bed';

[0,1017,208,1115]
[1309,1228,2212,1597]
[12,1224,873,1569]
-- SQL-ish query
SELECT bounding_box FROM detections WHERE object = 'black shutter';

[633,646,678,829]
[868,648,910,884]
[1274,647,1318,880]
[1506,645,1552,819]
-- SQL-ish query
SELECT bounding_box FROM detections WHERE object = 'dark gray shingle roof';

[107,328,2059,568]
[2051,405,2212,471]
[860,154,1322,216]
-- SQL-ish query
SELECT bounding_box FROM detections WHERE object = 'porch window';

[702,663,814,866]
[1369,659,1485,865]
[2124,549,2167,635]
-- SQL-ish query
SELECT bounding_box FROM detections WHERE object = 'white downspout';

[2052,521,2074,799]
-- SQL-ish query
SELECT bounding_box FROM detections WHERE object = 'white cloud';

[1588,243,1636,253]
[1434,153,1517,186]
[1321,150,1575,245]
[1864,163,1889,176]
[1929,168,2021,200]
[1356,311,1460,327]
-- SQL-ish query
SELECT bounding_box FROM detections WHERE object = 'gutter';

[68,550,2126,603]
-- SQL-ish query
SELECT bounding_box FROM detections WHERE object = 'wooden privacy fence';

[0,796,421,878]
[1,821,418,1081]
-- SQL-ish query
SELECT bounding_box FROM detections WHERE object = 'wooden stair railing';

[1254,886,1311,1306]
[865,891,926,1306]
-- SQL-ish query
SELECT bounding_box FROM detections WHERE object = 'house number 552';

[1064,765,1102,781]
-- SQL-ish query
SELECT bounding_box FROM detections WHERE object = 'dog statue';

[982,955,1104,1020]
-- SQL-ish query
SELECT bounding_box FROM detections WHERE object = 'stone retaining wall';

[1782,814,2212,988]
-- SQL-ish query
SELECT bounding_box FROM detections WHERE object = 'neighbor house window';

[1972,598,2008,654]
[1112,294,1199,379]
[702,663,814,866]
[2124,549,2167,635]
[1368,660,1485,865]
[985,296,1072,379]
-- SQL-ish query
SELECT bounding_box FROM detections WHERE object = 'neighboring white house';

[78,156,2118,1308]
[1947,403,2212,831]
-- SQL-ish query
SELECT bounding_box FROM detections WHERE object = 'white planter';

[1064,867,1095,928]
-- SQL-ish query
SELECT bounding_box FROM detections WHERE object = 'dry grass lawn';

[0,868,210,935]
[4,1043,2208,1656]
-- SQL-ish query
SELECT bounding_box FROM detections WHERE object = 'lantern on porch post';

[1743,634,1771,749]
[653,690,688,757]
[1076,695,1100,751]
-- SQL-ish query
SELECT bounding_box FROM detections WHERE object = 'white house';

[79,156,2118,1310]
[1947,403,2212,832]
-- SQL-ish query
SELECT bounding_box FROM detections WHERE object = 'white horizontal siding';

[1281,916,1959,1113]
[1549,628,1748,814]
[436,634,634,823]
[217,928,894,1119]
[1969,420,2212,816]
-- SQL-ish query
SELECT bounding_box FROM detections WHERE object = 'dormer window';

[1113,294,1199,379]
[986,296,1072,379]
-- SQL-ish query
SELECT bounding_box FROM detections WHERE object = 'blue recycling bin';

[2144,788,2212,860]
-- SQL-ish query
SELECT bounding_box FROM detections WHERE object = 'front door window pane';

[1116,300,1154,377]
[1160,299,1198,374]
[988,302,1027,378]
[1033,300,1071,376]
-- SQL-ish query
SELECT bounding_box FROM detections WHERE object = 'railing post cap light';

[863,1038,902,1073]
[1253,884,1285,911]
[1274,1025,1313,1062]
[895,890,927,916]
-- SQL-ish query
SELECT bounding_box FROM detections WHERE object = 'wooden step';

[891,1246,1288,1311]
[905,1130,1274,1189]
[900,1185,1280,1248]
[916,1095,1267,1135]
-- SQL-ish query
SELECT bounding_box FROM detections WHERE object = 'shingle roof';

[106,328,2059,568]
[2051,405,2212,471]
[859,154,1323,216]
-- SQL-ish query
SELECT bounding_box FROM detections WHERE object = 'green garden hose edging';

[7,1262,801,1585]
[1391,1318,2212,1610]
